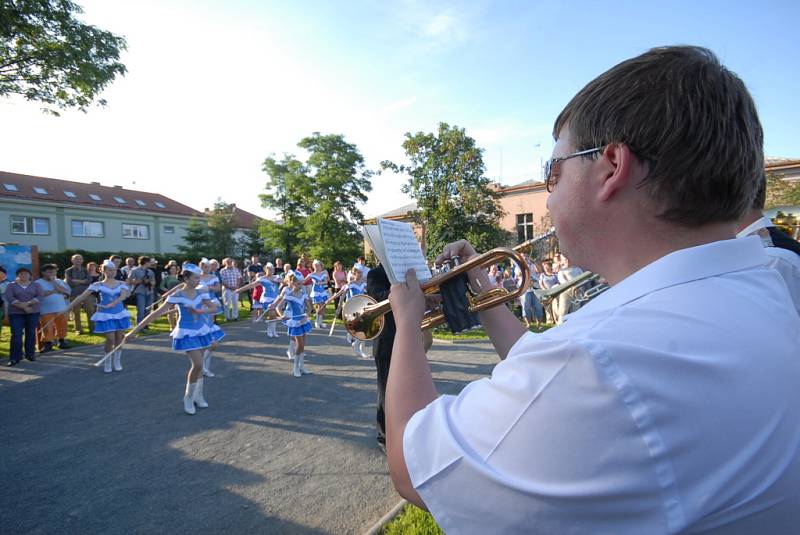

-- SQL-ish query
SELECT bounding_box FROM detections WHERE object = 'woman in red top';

[296,258,312,295]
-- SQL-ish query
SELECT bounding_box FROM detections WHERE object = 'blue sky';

[1,0,797,219]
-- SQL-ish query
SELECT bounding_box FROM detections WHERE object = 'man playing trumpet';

[385,46,800,534]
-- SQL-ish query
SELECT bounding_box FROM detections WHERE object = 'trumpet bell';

[343,294,385,341]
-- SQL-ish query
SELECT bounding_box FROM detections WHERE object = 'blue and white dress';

[166,290,225,351]
[280,289,312,336]
[309,272,329,304]
[198,275,224,317]
[89,282,132,333]
[345,281,366,299]
[259,277,281,308]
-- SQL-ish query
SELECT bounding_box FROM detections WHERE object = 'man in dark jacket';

[367,263,433,450]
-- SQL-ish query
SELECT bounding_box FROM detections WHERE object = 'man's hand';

[435,239,479,266]
[389,269,426,331]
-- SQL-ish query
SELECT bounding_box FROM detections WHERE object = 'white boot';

[292,353,302,377]
[271,322,278,337]
[183,381,197,415]
[202,349,215,377]
[317,314,325,328]
[193,378,209,408]
[113,349,123,371]
[286,339,296,360]
[103,351,113,373]
[298,352,310,375]
[346,332,353,345]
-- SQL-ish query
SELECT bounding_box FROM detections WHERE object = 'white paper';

[362,225,386,266]
[377,218,432,284]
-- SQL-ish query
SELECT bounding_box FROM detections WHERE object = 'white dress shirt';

[404,237,800,534]
[737,216,800,315]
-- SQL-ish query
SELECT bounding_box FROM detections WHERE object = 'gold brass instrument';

[342,247,531,341]
[534,271,598,306]
[513,227,556,253]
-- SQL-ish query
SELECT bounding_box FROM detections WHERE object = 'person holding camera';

[129,256,155,326]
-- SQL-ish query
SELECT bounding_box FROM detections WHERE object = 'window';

[33,187,48,195]
[71,220,104,238]
[154,201,166,208]
[135,199,146,206]
[516,213,534,243]
[89,194,102,201]
[122,223,149,239]
[3,184,19,192]
[11,215,50,235]
[113,196,127,204]
[64,191,77,198]
[163,225,175,234]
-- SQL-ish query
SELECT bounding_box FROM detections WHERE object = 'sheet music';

[377,218,432,284]
[362,225,386,266]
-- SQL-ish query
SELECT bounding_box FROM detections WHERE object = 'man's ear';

[596,143,635,202]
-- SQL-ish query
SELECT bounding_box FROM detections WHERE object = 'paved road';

[0,321,498,534]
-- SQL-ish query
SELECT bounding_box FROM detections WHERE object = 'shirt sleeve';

[402,333,667,534]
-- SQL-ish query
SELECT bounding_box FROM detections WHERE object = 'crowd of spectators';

[0,252,364,364]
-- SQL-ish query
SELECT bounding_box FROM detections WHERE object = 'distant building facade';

[0,171,203,254]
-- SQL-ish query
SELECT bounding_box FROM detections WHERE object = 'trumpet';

[513,227,556,253]
[534,271,598,306]
[342,247,531,341]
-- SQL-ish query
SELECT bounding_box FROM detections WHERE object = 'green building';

[0,171,203,255]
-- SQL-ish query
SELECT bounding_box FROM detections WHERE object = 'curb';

[362,499,408,535]
[432,336,490,345]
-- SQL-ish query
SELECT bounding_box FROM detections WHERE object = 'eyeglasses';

[544,146,605,193]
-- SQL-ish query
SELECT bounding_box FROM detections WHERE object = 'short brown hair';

[554,46,763,226]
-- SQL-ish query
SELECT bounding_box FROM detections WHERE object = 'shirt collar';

[736,216,773,238]
[573,236,767,318]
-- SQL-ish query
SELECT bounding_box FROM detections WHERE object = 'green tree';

[297,132,373,266]
[766,173,800,210]
[237,223,265,258]
[382,122,509,258]
[177,218,212,260]
[260,154,307,260]
[206,200,238,258]
[1,0,127,115]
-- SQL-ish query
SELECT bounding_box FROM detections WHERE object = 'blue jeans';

[10,312,40,361]
[135,292,153,324]
[520,291,544,322]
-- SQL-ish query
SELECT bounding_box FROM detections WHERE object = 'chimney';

[113,185,123,189]
[90,181,100,185]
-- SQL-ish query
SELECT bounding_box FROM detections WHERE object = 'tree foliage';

[260,133,373,266]
[765,173,800,210]
[237,223,265,258]
[297,133,373,264]
[177,218,212,260]
[177,201,240,260]
[382,122,509,258]
[260,154,308,261]
[0,0,127,115]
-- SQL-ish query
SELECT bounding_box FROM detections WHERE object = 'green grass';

[381,505,443,535]
[0,300,256,358]
[432,322,553,340]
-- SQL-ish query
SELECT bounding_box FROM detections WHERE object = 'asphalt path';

[0,320,498,534]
